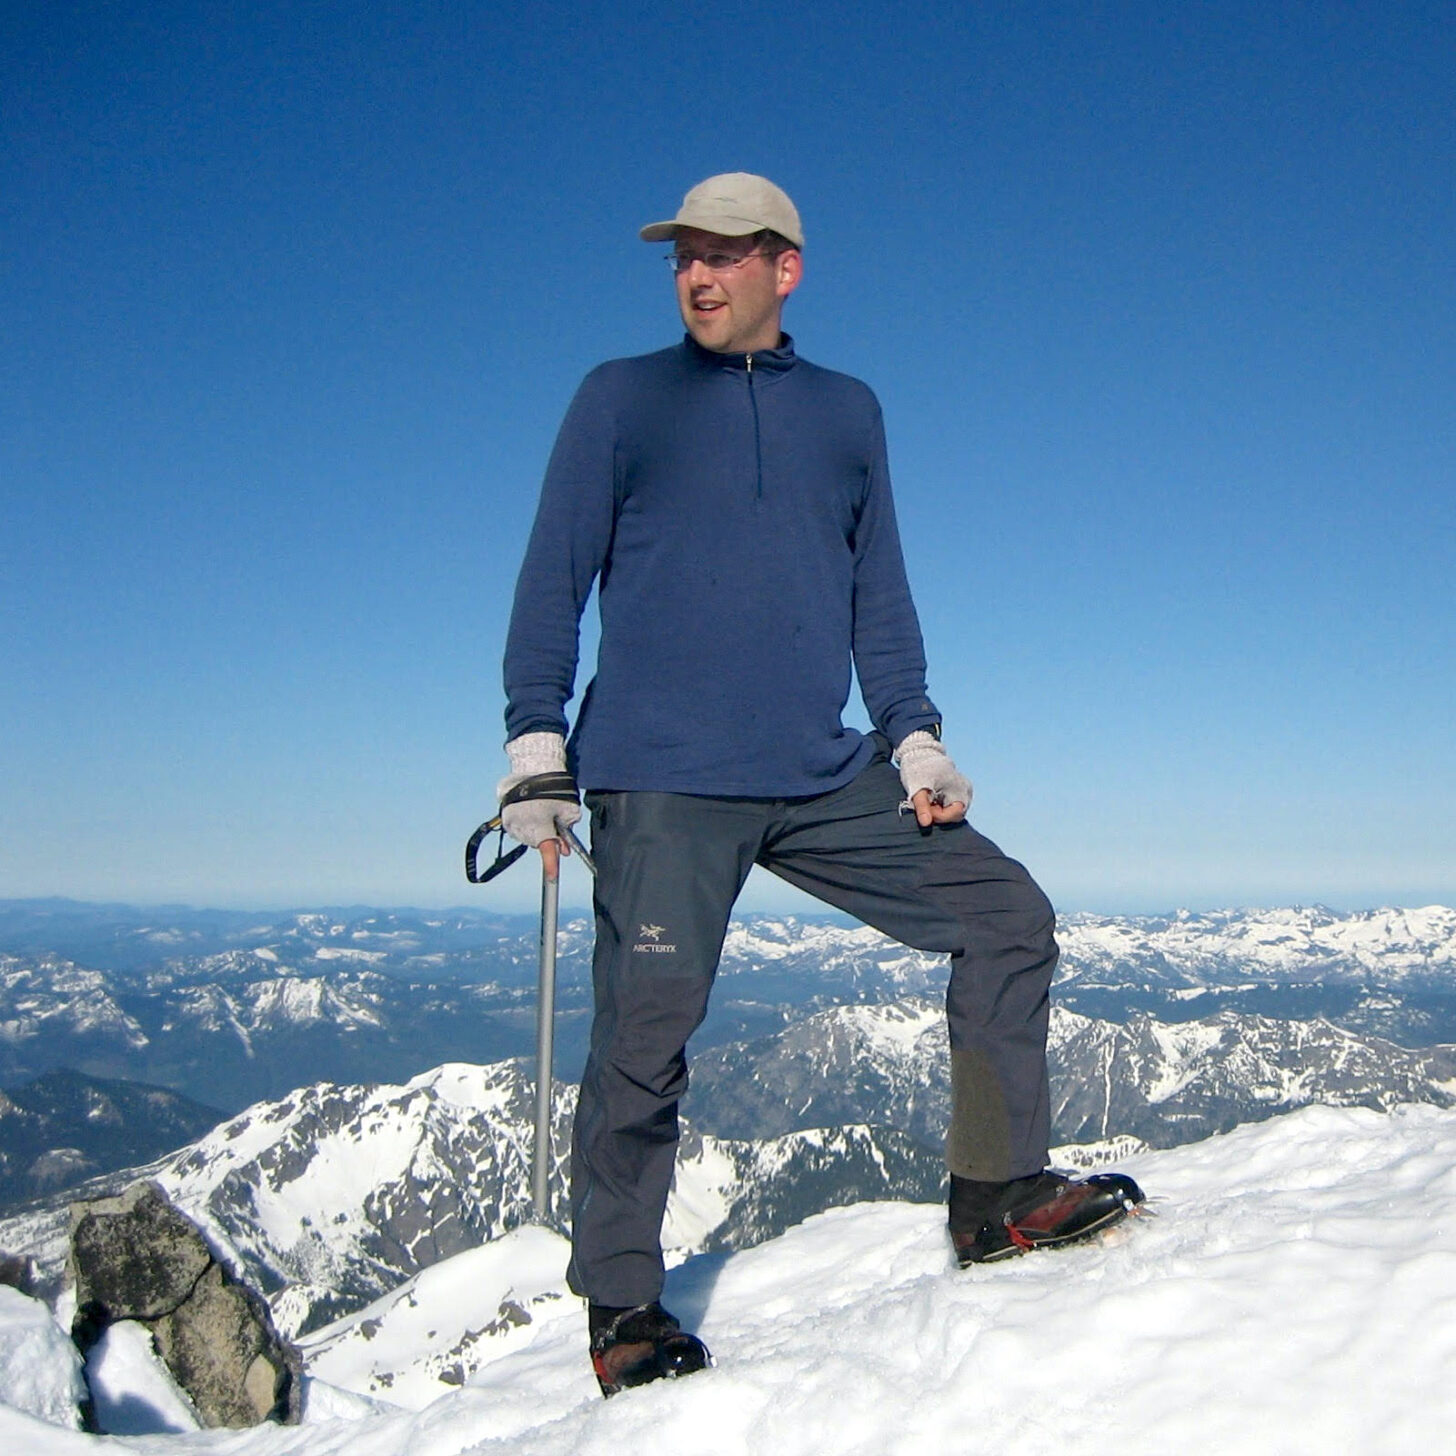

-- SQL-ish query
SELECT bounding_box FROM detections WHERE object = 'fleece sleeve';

[502,369,619,742]
[850,402,943,748]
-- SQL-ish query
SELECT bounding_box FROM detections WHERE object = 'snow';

[3,1103,1455,1453]
[300,1225,572,1409]
[83,1323,200,1435]
[850,999,942,1055]
[0,1285,87,1429]
[662,1140,738,1255]
[1144,1018,1226,1102]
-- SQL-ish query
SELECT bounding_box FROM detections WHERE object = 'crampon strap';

[1002,1216,1037,1252]
[465,772,582,884]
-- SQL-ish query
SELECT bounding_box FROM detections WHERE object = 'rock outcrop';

[68,1181,301,1428]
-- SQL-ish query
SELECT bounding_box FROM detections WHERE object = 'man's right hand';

[496,732,582,879]
[501,795,576,876]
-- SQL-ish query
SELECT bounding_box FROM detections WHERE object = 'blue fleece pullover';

[503,334,941,795]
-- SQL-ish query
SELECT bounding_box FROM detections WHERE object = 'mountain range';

[3,901,1454,1117]
[2,899,1453,1226]
[684,997,1456,1148]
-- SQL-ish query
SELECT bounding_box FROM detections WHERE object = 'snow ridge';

[5,1102,1455,1452]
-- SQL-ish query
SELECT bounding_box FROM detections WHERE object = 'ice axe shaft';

[468,791,592,1225]
[531,858,559,1220]
[530,822,594,1221]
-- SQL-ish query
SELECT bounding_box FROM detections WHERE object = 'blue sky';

[3,1,1452,915]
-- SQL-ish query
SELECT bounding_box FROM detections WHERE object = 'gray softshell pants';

[567,741,1058,1307]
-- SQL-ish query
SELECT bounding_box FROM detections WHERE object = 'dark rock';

[70,1184,211,1323]
[0,1249,36,1295]
[67,1181,302,1428]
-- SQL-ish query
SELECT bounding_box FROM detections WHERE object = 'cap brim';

[640,215,768,243]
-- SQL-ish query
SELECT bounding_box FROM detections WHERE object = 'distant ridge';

[0,1070,223,1210]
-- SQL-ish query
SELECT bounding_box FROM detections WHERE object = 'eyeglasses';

[665,250,778,275]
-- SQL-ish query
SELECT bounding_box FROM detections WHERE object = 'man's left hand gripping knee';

[895,729,973,828]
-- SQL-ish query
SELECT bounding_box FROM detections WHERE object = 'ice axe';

[466,774,595,1221]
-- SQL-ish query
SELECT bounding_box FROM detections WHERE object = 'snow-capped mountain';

[685,997,1456,1148]
[0,1062,943,1338]
[683,998,948,1142]
[5,1102,1455,1451]
[0,956,149,1061]
[0,903,541,978]
[1048,1006,1456,1144]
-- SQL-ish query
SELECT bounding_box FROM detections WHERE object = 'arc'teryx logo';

[632,923,677,954]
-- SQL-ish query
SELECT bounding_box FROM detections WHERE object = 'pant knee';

[951,877,1057,969]
[1019,883,1058,958]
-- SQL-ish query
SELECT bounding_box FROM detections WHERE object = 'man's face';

[672,226,802,354]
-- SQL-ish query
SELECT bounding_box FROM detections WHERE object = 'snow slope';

[3,1102,1455,1453]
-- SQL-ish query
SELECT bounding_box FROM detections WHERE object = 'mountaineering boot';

[588,1301,712,1397]
[950,1169,1146,1266]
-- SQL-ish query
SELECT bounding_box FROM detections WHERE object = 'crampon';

[952,1171,1150,1266]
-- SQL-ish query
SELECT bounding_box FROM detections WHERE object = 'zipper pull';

[746,353,754,373]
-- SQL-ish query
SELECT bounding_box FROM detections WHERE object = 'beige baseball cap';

[640,172,804,247]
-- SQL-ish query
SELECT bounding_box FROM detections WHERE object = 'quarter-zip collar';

[682,333,796,501]
[683,331,798,377]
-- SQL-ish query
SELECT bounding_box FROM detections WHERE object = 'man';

[499,173,1142,1396]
